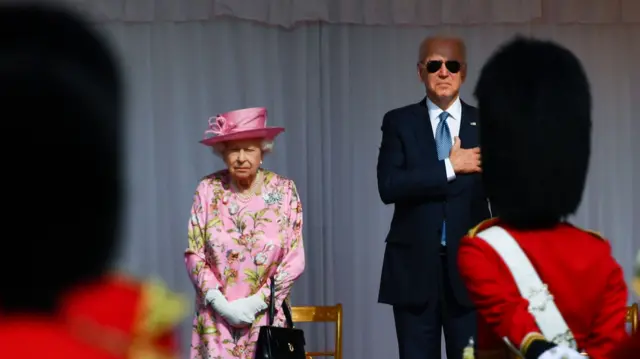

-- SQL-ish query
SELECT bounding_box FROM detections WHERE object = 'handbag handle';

[267,276,295,328]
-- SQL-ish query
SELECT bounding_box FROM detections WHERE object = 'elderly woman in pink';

[184,107,305,359]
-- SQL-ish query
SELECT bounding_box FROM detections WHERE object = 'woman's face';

[223,139,263,181]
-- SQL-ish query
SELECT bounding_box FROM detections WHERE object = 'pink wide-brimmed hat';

[200,107,285,146]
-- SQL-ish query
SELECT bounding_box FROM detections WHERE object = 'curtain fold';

[66,0,640,27]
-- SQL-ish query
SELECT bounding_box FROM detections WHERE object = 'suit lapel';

[448,101,479,195]
[458,102,478,148]
[411,98,437,154]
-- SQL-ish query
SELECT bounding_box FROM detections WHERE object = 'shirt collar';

[426,96,462,121]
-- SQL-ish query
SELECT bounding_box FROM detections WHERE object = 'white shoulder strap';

[476,226,577,349]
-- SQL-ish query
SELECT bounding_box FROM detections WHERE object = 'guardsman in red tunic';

[608,251,640,359]
[456,37,629,359]
[0,3,187,358]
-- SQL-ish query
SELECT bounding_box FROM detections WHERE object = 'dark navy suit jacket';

[377,97,491,307]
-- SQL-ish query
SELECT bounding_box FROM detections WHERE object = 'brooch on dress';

[228,202,239,215]
[262,190,283,205]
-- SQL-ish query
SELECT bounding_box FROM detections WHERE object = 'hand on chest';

[403,115,479,167]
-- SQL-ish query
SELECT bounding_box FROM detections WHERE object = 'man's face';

[418,39,466,102]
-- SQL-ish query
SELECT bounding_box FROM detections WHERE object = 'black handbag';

[254,277,306,359]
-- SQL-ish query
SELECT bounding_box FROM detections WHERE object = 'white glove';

[229,293,268,319]
[538,345,586,359]
[205,289,254,328]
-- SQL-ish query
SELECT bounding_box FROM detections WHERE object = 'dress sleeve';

[581,242,628,358]
[258,179,306,308]
[184,180,220,299]
[457,235,541,351]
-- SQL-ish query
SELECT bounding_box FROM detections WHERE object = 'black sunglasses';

[420,60,462,74]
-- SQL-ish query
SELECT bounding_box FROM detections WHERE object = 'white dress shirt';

[426,96,462,182]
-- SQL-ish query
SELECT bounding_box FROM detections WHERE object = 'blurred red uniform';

[458,218,629,359]
[609,252,640,359]
[0,274,186,359]
[608,332,640,359]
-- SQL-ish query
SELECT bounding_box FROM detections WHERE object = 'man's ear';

[460,64,467,83]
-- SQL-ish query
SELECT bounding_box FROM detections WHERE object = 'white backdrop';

[70,0,640,27]
[96,15,640,359]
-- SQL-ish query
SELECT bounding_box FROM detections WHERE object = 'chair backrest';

[291,304,343,359]
[627,303,638,334]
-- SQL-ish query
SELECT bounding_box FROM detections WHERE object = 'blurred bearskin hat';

[474,36,591,229]
[0,2,123,312]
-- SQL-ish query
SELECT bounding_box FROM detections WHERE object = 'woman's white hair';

[210,138,275,158]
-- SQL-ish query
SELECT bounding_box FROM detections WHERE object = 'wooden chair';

[627,303,638,334]
[290,304,343,359]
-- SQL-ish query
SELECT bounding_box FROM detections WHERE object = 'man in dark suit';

[376,36,492,359]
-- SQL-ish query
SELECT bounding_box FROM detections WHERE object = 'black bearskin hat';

[474,36,591,229]
[0,3,123,313]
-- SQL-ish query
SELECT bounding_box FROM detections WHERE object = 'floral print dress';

[185,169,305,359]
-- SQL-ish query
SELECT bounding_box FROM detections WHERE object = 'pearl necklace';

[232,170,263,203]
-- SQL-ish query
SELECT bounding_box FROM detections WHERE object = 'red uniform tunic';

[0,274,186,359]
[608,332,640,359]
[457,218,628,359]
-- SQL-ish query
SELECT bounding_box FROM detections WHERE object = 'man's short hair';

[0,3,123,312]
[474,36,591,229]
